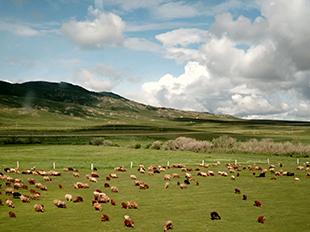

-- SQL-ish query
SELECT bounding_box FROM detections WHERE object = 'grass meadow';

[1,145,310,232]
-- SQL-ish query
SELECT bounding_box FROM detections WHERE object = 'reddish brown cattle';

[111,199,116,206]
[124,219,134,228]
[235,188,241,194]
[242,194,247,200]
[210,211,221,220]
[257,216,266,224]
[9,211,16,218]
[122,202,128,209]
[73,196,83,203]
[254,200,262,207]
[101,214,110,222]
[59,184,63,189]
[196,181,199,186]
[104,183,110,188]
[127,201,138,209]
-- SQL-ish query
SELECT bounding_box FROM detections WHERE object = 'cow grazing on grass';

[124,219,134,228]
[111,186,119,193]
[54,199,66,208]
[111,199,116,206]
[295,177,300,181]
[242,194,247,200]
[34,204,44,212]
[73,196,83,203]
[164,174,171,181]
[127,201,138,209]
[235,188,241,194]
[5,188,14,195]
[28,178,35,185]
[6,198,14,208]
[43,176,52,181]
[104,183,110,188]
[210,211,221,220]
[257,216,266,224]
[173,173,180,178]
[109,173,118,179]
[65,194,72,201]
[165,182,169,189]
[164,221,173,231]
[9,211,16,218]
[254,200,262,207]
[59,184,63,189]
[20,195,30,203]
[101,214,110,222]
[130,175,137,180]
[122,202,128,209]
[13,192,21,199]
[93,202,102,211]
[180,184,187,189]
[184,179,190,185]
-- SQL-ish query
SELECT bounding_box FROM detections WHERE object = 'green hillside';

[1,80,310,145]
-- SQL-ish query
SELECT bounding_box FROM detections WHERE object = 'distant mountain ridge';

[0,81,233,130]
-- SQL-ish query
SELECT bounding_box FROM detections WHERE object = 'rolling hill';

[0,80,232,133]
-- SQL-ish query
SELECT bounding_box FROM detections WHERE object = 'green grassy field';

[1,145,310,232]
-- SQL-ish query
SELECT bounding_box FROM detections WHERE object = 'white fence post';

[235,159,237,165]
[202,160,204,165]
[17,161,19,168]
[297,159,299,165]
[130,162,133,169]
[91,163,93,170]
[267,158,269,164]
[167,161,169,167]
[53,162,55,169]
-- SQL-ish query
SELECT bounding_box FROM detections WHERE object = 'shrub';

[103,140,112,146]
[212,135,236,149]
[163,137,213,153]
[90,137,105,146]
[149,141,162,150]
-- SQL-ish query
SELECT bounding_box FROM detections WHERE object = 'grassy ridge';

[0,145,310,232]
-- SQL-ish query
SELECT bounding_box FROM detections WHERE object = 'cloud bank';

[126,0,310,121]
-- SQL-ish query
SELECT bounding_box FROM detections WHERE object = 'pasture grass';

[0,145,310,232]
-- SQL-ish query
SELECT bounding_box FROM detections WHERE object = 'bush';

[103,140,112,146]
[149,141,162,150]
[212,135,236,149]
[90,137,105,146]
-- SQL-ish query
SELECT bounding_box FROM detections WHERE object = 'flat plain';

[1,145,309,232]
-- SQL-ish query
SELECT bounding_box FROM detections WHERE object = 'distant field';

[1,145,310,232]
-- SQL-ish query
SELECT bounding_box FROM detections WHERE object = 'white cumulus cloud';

[60,6,126,50]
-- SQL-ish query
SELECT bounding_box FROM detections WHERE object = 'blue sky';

[1,0,310,121]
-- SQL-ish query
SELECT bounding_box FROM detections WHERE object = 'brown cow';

[257,216,266,224]
[101,214,110,222]
[34,204,44,212]
[122,202,128,209]
[124,219,134,228]
[254,200,262,207]
[9,211,16,218]
[210,211,221,220]
[234,188,241,194]
[111,199,116,206]
[242,194,247,200]
[127,201,138,209]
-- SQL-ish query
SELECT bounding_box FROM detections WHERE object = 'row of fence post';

[12,159,303,170]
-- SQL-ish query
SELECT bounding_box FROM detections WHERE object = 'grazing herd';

[1,161,309,230]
